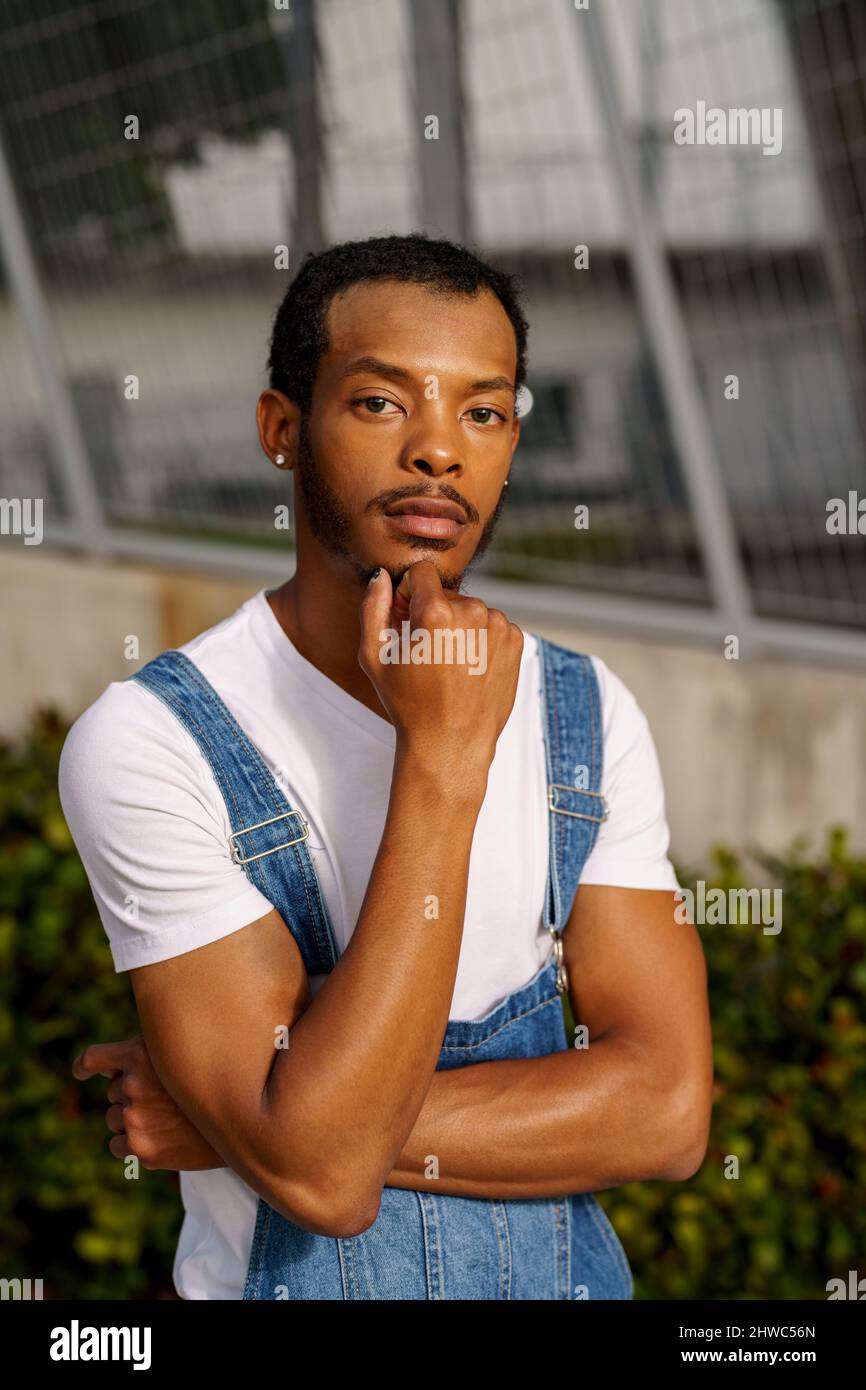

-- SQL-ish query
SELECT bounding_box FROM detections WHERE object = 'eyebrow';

[338,355,516,396]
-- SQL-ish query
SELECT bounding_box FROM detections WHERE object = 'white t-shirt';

[58,586,679,1300]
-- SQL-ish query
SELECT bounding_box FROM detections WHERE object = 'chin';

[400,560,467,591]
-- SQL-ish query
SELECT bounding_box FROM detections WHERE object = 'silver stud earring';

[275,453,286,466]
[503,479,509,488]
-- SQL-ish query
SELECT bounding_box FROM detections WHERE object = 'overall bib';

[131,634,634,1300]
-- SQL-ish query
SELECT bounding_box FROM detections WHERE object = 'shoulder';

[528,636,649,749]
[57,665,273,974]
[59,592,262,796]
[586,653,651,751]
[580,653,662,797]
[59,677,198,790]
[57,673,225,855]
[576,655,679,888]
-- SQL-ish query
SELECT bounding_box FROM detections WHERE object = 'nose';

[406,455,462,483]
[400,417,465,482]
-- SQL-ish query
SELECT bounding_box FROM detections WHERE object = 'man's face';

[290,279,520,591]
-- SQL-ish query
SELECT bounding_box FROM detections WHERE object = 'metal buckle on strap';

[228,809,309,865]
[550,929,569,995]
[548,784,609,824]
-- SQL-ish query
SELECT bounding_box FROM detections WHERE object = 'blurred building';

[1,0,865,859]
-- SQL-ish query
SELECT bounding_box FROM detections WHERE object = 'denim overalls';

[132,634,634,1300]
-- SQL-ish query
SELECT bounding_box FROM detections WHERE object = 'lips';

[384,497,467,524]
[383,495,468,541]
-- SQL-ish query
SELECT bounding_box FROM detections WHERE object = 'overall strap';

[535,636,608,993]
[128,650,339,977]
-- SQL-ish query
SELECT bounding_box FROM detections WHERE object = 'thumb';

[71,1040,131,1080]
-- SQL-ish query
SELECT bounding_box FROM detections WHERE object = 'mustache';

[366,482,480,526]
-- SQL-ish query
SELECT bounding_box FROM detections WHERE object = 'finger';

[108,1134,132,1160]
[105,1104,127,1135]
[106,1075,125,1104]
[358,567,393,659]
[71,1040,135,1080]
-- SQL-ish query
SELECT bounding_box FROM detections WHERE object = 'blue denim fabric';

[131,635,634,1300]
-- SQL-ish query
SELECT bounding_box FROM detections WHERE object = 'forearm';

[260,746,486,1212]
[168,1037,686,1186]
[384,1035,697,1198]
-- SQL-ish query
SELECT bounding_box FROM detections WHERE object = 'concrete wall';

[3,548,865,872]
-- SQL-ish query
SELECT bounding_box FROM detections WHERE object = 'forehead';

[320,279,517,380]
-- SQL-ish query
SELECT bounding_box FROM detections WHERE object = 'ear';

[256,388,299,469]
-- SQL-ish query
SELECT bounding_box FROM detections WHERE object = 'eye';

[467,406,508,425]
[354,395,401,416]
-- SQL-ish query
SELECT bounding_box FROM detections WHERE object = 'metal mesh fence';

[0,0,863,640]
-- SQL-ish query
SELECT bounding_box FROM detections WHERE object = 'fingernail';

[369,567,382,582]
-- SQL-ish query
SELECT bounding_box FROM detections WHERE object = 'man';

[61,232,713,1300]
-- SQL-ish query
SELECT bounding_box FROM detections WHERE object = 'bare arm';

[128,749,480,1237]
[76,562,523,1237]
[96,887,711,1201]
[382,886,713,1196]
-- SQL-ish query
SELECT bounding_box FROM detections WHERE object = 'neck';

[267,549,392,723]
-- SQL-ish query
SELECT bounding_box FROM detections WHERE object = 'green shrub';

[0,710,181,1298]
[597,830,866,1299]
[2,710,864,1298]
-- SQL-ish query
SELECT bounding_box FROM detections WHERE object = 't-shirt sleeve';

[58,681,276,973]
[579,656,680,891]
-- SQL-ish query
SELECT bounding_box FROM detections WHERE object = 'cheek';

[480,487,505,517]
[317,415,390,489]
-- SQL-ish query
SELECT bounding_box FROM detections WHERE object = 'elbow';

[269,1172,382,1239]
[312,1189,383,1239]
[249,1101,385,1237]
[654,1081,712,1183]
[657,1138,708,1183]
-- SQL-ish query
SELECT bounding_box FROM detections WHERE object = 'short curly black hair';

[267,231,529,415]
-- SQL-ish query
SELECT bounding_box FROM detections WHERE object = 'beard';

[292,413,508,592]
